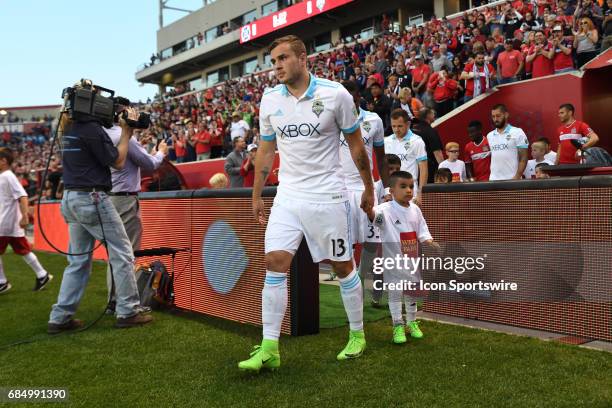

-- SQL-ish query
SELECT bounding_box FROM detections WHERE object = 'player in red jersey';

[463,120,491,181]
[555,103,599,164]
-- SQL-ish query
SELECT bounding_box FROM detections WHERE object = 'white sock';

[0,256,6,284]
[405,295,417,322]
[23,252,47,279]
[262,271,288,341]
[388,289,404,326]
[338,268,364,331]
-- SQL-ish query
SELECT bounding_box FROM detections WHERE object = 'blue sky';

[0,0,203,107]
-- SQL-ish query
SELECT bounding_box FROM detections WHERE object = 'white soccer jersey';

[372,200,432,281]
[259,74,360,202]
[339,109,384,191]
[544,150,557,164]
[230,120,250,140]
[523,158,553,179]
[384,130,427,192]
[487,124,529,181]
[438,159,466,182]
[0,170,27,237]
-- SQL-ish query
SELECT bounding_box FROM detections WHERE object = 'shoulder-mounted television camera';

[61,79,150,129]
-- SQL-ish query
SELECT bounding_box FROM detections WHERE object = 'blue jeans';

[499,77,518,85]
[49,191,140,323]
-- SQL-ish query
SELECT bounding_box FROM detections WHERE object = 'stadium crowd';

[4,0,610,191]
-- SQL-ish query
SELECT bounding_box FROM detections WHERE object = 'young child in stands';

[434,168,453,184]
[438,142,466,182]
[367,171,440,344]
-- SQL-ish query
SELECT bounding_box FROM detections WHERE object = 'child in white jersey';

[367,170,440,343]
[438,142,466,182]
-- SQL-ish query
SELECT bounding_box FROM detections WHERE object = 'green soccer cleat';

[407,321,423,339]
[238,339,281,372]
[392,325,407,344]
[337,330,366,361]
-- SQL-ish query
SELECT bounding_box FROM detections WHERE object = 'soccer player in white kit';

[384,109,428,205]
[487,104,529,180]
[239,36,375,372]
[337,80,389,298]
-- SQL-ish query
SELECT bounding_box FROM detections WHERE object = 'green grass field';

[0,251,611,408]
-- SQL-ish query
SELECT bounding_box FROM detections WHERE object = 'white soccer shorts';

[265,195,352,263]
[347,189,380,245]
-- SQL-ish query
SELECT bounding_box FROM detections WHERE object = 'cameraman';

[104,98,168,312]
[48,102,153,334]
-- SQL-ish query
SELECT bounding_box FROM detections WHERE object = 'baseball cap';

[553,25,562,31]
[415,54,423,60]
[504,38,514,44]
[247,144,258,152]
[232,111,241,117]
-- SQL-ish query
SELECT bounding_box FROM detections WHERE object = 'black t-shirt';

[412,122,443,184]
[61,120,118,190]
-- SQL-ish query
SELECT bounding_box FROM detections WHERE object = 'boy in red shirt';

[463,120,491,181]
[427,67,458,117]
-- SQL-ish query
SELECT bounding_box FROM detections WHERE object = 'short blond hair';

[445,142,460,151]
[268,35,307,56]
[209,173,228,189]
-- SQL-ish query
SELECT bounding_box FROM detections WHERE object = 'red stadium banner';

[239,0,354,44]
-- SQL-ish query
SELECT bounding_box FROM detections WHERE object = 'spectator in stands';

[523,140,553,179]
[391,88,423,120]
[573,17,599,68]
[224,137,246,188]
[230,111,251,142]
[194,122,212,161]
[460,51,496,102]
[501,6,524,38]
[240,144,257,188]
[411,55,431,101]
[526,31,554,78]
[464,120,491,182]
[487,104,529,180]
[412,108,444,184]
[434,168,453,184]
[439,142,466,182]
[497,38,524,84]
[384,74,401,102]
[366,82,392,132]
[575,0,604,28]
[427,67,458,117]
[551,25,575,73]
[431,46,453,72]
[555,103,599,165]
[173,131,186,163]
[210,124,224,159]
